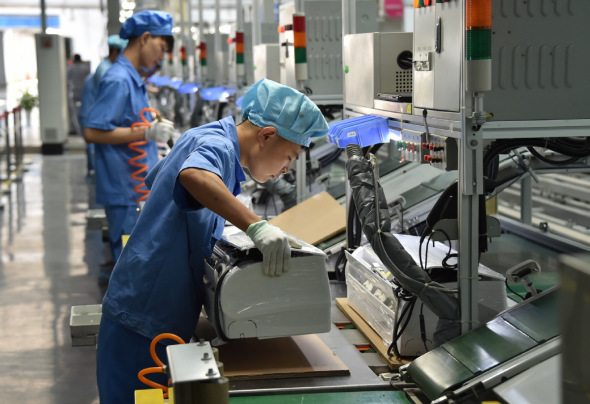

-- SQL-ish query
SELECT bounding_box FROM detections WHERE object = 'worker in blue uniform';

[96,78,329,403]
[93,35,129,90]
[79,35,128,177]
[84,11,176,266]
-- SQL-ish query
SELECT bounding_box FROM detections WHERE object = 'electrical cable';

[526,146,579,166]
[505,278,526,302]
[419,303,431,353]
[346,143,462,349]
[484,137,590,181]
[388,295,416,358]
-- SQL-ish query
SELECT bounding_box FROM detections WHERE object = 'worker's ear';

[257,126,277,147]
[139,32,151,47]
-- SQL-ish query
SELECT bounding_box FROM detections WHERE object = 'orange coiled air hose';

[137,332,185,399]
[130,107,160,204]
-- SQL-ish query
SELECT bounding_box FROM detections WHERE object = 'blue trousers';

[97,316,170,404]
[87,143,95,173]
[104,205,140,261]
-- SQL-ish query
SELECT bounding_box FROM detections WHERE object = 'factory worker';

[78,74,97,177]
[93,35,129,90]
[66,54,90,136]
[96,78,329,403]
[84,11,176,268]
[79,35,128,177]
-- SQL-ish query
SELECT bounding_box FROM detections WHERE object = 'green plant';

[18,90,38,111]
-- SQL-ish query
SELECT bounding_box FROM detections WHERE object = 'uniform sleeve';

[172,136,235,211]
[85,77,130,131]
[145,156,166,190]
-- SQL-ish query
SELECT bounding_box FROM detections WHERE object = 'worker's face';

[249,127,304,183]
[140,33,169,70]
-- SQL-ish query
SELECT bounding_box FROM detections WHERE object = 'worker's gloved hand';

[246,220,302,277]
[145,118,175,143]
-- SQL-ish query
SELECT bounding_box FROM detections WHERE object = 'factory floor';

[0,144,103,403]
[0,114,567,403]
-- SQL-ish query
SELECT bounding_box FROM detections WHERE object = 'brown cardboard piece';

[218,334,350,380]
[196,316,349,381]
[268,191,345,245]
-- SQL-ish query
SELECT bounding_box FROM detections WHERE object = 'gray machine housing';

[413,0,590,120]
[203,229,332,343]
[35,33,69,152]
[205,33,229,85]
[343,32,413,109]
[279,0,377,105]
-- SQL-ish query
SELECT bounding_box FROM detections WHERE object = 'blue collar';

[116,54,145,89]
[220,117,246,184]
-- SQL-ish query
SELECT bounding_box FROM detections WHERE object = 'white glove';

[246,220,302,277]
[145,118,175,143]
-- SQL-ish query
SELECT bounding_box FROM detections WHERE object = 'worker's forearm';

[84,126,146,145]
[179,168,261,232]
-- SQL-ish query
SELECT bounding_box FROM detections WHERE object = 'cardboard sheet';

[268,191,345,245]
[218,334,350,381]
[336,298,411,370]
[196,317,349,381]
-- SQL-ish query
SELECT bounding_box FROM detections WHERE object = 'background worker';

[96,78,329,403]
[78,35,128,178]
[84,10,176,273]
[66,54,90,136]
[93,35,129,90]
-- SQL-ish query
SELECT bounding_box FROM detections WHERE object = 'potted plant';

[17,90,38,126]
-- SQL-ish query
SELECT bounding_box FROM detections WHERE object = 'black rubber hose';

[346,152,460,347]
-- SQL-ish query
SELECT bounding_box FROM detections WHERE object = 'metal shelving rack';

[342,0,590,335]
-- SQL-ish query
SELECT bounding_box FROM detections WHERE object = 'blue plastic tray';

[328,115,389,148]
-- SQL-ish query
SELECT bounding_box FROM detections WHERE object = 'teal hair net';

[107,35,128,50]
[241,79,329,147]
[119,10,173,39]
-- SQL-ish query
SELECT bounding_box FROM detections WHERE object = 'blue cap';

[241,79,328,147]
[119,10,173,40]
[107,35,128,49]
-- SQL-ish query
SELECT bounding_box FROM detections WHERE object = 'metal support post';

[214,0,221,85]
[458,117,484,333]
[4,112,10,181]
[252,0,261,46]
[295,154,307,203]
[520,176,532,225]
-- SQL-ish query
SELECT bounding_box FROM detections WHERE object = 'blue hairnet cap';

[107,35,128,49]
[241,79,328,147]
[119,10,173,39]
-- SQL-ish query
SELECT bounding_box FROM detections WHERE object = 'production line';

[2,0,590,403]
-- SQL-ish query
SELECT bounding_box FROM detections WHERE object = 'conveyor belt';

[401,286,559,401]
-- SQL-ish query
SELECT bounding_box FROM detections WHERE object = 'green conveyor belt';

[405,287,560,400]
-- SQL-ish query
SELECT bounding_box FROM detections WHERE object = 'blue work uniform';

[93,58,113,90]
[78,74,96,174]
[85,54,159,261]
[96,117,245,403]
